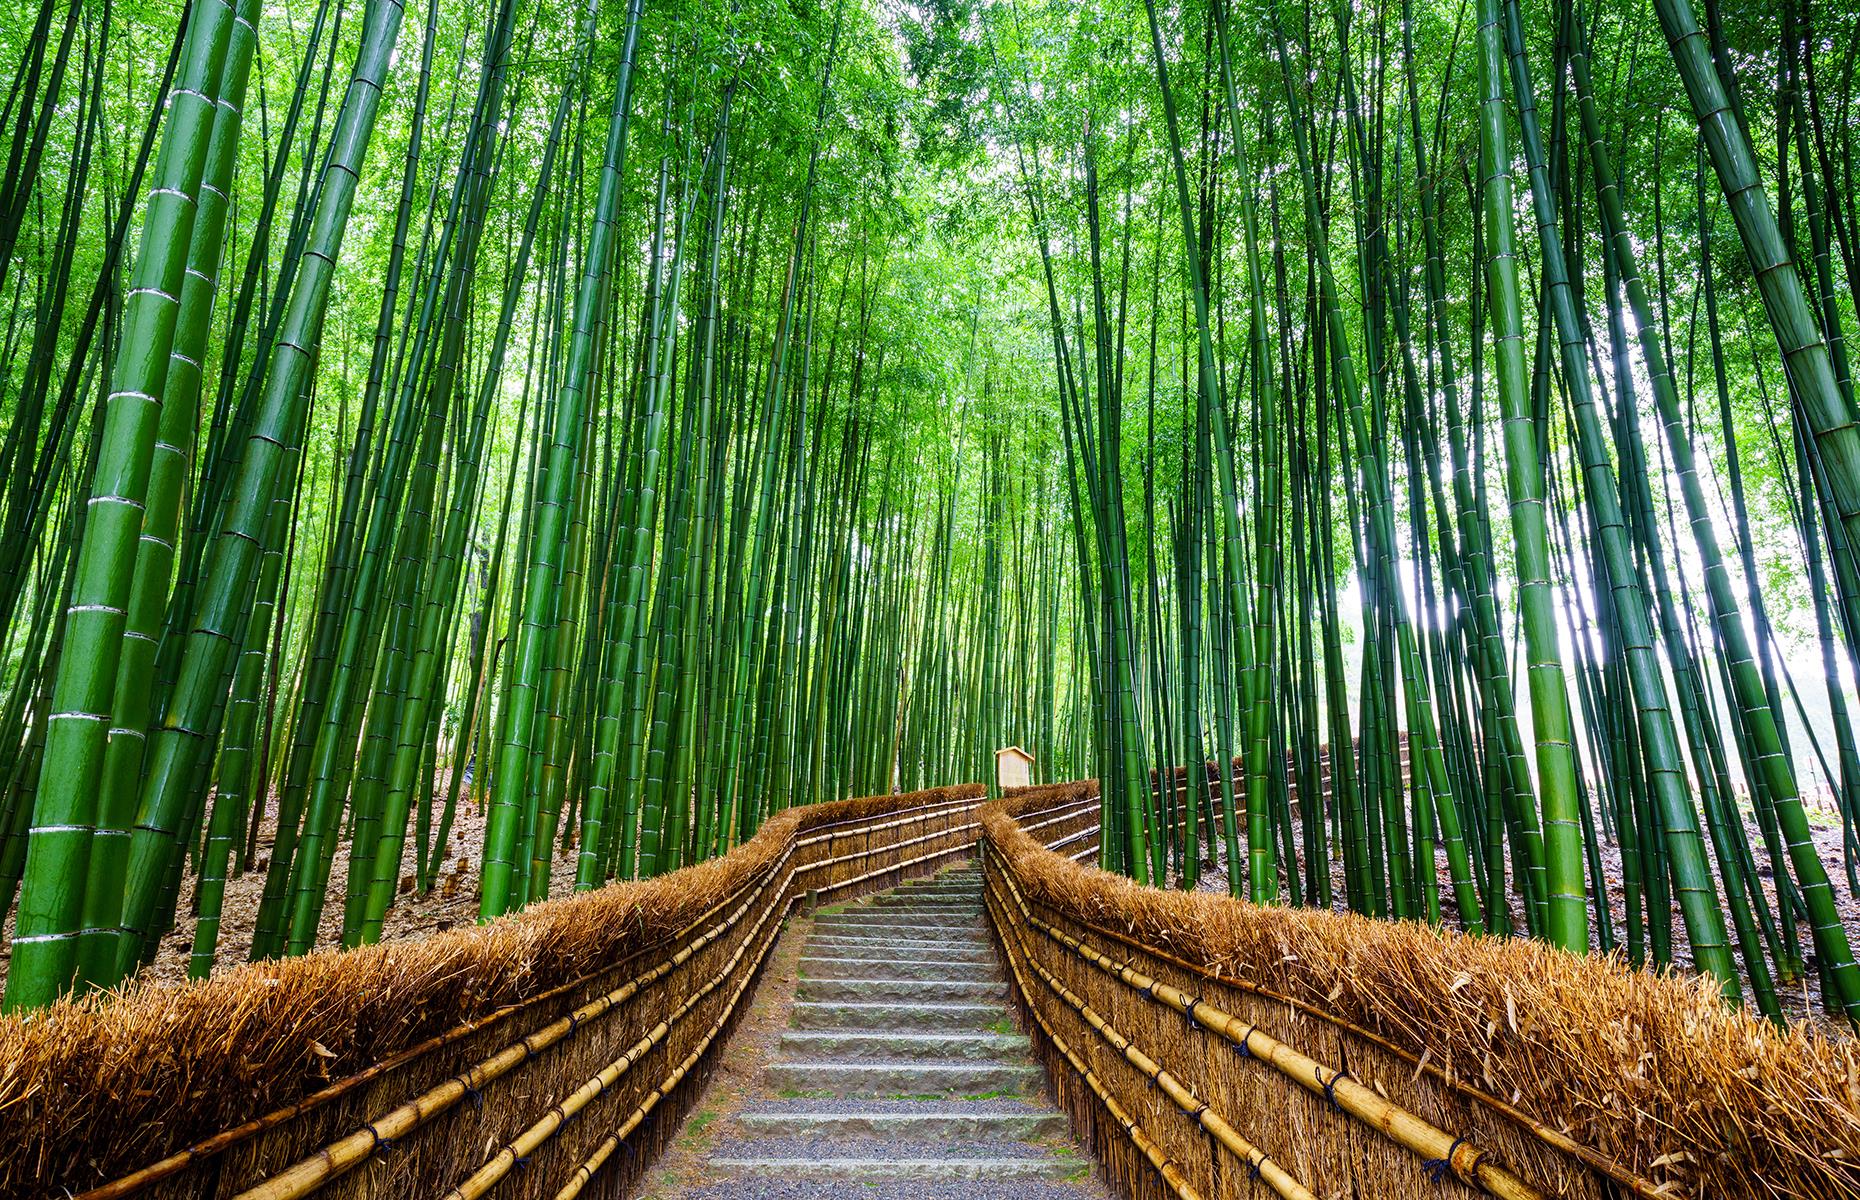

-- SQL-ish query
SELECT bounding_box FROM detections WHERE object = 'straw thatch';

[0,784,983,1199]
[986,782,1860,1200]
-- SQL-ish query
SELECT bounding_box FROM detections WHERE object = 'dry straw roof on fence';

[0,785,984,1196]
[990,781,1860,1200]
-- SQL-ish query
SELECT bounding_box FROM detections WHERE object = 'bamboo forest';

[8,0,1860,1047]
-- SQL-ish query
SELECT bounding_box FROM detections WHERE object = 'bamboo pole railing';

[65,775,1764,1200]
[985,863,1314,1200]
[983,836,1542,1199]
[1049,886,1671,1198]
[977,782,1783,1200]
[985,864,1205,1200]
[75,825,803,1200]
[68,785,985,1200]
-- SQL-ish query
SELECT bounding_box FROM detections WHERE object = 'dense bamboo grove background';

[3,0,1860,1032]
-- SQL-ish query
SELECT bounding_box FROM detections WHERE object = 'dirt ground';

[0,779,580,987]
[7,770,1856,1031]
[1180,788,1860,1027]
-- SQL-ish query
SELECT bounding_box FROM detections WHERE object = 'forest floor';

[1181,789,1860,1028]
[8,776,1855,1033]
[0,774,578,988]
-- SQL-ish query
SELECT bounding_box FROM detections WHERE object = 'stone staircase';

[681,863,1107,1198]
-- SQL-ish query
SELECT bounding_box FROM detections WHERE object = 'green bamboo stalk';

[5,0,241,1009]
[482,0,645,917]
[112,0,410,979]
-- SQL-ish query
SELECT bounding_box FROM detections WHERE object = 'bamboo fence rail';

[17,774,1860,1200]
[985,866,1313,1200]
[0,784,985,1199]
[984,781,1860,1200]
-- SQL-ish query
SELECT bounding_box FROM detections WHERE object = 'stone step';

[859,878,982,889]
[763,1059,1042,1096]
[854,904,985,918]
[822,900,982,919]
[796,977,1009,1004]
[799,955,1002,983]
[807,928,987,949]
[729,1099,1066,1141]
[779,1030,1028,1061]
[813,911,982,930]
[682,1183,1090,1200]
[803,926,988,950]
[810,924,984,942]
[884,897,982,907]
[872,891,982,905]
[707,1141,1077,1182]
[850,910,984,923]
[791,1000,1005,1031]
[804,938,992,965]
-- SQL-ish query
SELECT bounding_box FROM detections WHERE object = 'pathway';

[641,861,1109,1199]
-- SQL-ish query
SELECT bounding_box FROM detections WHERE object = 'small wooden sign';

[995,745,1035,790]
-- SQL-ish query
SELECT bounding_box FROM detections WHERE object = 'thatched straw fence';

[985,780,1860,1200]
[0,784,985,1200]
